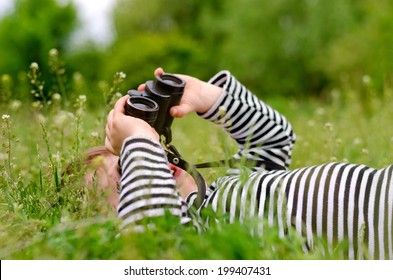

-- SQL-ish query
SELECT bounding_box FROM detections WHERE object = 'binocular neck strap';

[194,158,286,171]
[165,144,206,209]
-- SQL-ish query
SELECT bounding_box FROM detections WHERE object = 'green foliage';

[1,54,393,259]
[317,0,393,92]
[3,0,393,103]
[104,0,220,87]
[1,0,393,260]
[104,0,393,98]
[0,0,77,100]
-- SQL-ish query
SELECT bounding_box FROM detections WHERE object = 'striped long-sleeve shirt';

[117,71,393,260]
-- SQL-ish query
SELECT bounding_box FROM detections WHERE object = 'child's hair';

[61,146,114,186]
[83,146,113,166]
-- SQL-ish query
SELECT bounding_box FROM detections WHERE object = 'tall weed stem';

[40,123,60,192]
[1,114,13,181]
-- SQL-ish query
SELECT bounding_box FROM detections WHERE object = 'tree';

[102,0,225,88]
[0,0,77,99]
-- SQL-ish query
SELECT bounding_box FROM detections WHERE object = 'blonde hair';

[62,146,116,185]
[83,146,114,166]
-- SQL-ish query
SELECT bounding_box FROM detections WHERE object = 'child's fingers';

[113,95,129,115]
[137,84,146,91]
[105,136,116,155]
[154,67,164,77]
[169,104,193,118]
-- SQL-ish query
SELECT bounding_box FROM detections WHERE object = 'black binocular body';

[125,74,186,142]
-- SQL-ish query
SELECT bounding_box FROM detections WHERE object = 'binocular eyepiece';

[125,74,186,142]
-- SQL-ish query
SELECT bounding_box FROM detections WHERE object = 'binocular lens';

[156,74,186,93]
[125,96,159,126]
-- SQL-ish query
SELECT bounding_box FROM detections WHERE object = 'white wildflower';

[330,156,338,162]
[353,138,363,145]
[36,113,46,124]
[91,131,99,138]
[67,112,76,120]
[307,120,315,127]
[117,72,126,79]
[10,100,22,111]
[53,111,68,127]
[316,107,326,116]
[53,152,61,162]
[324,122,333,132]
[30,62,39,70]
[31,101,42,109]
[49,48,58,57]
[362,75,371,85]
[1,74,11,83]
[218,106,227,115]
[2,114,10,120]
[52,93,61,102]
[330,89,340,99]
[78,95,87,102]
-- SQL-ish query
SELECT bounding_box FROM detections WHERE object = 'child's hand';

[105,95,159,155]
[138,68,223,118]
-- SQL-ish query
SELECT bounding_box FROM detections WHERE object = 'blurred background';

[1,1,393,260]
[0,0,393,105]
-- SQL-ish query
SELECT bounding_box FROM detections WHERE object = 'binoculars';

[124,73,209,207]
[125,74,186,143]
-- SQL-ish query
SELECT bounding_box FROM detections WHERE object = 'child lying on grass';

[86,67,393,260]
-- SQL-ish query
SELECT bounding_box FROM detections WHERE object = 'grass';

[1,58,393,259]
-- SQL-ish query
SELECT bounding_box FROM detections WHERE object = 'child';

[101,68,392,260]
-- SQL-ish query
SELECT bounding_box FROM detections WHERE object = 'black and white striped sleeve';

[199,70,296,170]
[117,137,191,229]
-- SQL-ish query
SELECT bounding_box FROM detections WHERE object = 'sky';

[0,0,117,46]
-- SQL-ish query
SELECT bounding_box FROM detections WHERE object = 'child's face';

[84,153,120,209]
[169,163,198,199]
[84,154,198,209]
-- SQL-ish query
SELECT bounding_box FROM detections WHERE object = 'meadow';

[1,62,393,260]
